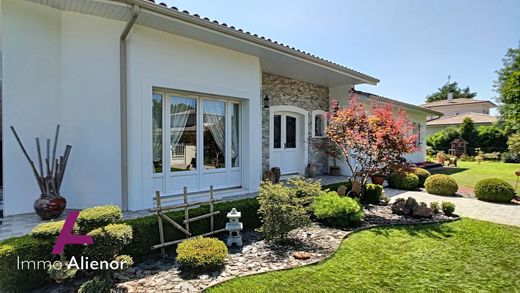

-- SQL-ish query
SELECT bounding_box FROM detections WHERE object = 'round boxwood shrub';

[176,237,228,270]
[388,172,419,190]
[424,174,458,196]
[413,168,431,187]
[312,191,364,227]
[474,178,516,203]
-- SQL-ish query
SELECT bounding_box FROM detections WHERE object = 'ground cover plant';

[209,219,520,292]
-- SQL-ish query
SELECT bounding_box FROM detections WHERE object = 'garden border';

[204,216,461,291]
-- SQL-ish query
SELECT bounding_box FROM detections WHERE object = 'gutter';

[120,4,140,211]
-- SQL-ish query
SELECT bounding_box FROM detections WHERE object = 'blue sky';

[165,0,519,106]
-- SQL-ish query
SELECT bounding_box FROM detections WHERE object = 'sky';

[164,0,520,106]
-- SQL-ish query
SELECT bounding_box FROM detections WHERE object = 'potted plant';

[370,165,389,185]
[436,151,447,164]
[306,163,317,178]
[10,125,71,220]
[309,137,342,176]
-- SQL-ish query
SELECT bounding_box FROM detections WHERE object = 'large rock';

[412,202,433,218]
[391,198,407,215]
[337,185,348,196]
[403,197,419,216]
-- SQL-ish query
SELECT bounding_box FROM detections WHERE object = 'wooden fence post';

[183,186,189,237]
[155,191,166,256]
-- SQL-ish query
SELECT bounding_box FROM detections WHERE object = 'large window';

[203,100,226,169]
[311,110,326,138]
[171,96,197,172]
[152,94,163,173]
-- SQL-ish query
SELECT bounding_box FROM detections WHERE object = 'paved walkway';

[386,188,520,227]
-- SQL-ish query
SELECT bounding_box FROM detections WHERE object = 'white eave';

[28,0,379,87]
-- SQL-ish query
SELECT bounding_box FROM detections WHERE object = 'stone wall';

[261,73,330,174]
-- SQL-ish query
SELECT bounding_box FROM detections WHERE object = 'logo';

[52,211,93,254]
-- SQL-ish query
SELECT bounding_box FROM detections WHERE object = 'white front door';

[272,112,300,174]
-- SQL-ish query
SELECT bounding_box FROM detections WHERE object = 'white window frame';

[311,110,327,138]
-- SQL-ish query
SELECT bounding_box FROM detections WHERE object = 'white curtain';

[231,105,239,166]
[170,97,194,147]
[204,101,225,154]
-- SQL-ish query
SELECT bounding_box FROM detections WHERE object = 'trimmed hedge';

[475,178,516,203]
[424,174,458,196]
[322,181,352,193]
[30,220,67,238]
[0,197,260,292]
[388,172,419,190]
[362,184,383,204]
[413,168,431,187]
[77,205,122,233]
[312,191,364,227]
[176,237,227,270]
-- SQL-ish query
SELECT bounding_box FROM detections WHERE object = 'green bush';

[429,201,440,214]
[501,152,520,163]
[176,237,227,271]
[30,220,67,238]
[312,191,364,227]
[289,177,323,207]
[362,184,383,204]
[322,181,352,193]
[424,174,458,196]
[475,178,516,203]
[84,224,133,261]
[413,168,431,187]
[78,276,112,293]
[77,205,122,233]
[258,182,310,242]
[441,201,456,216]
[388,172,419,190]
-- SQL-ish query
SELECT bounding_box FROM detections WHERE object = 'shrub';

[84,224,133,260]
[475,178,516,203]
[77,205,122,233]
[322,181,352,193]
[501,151,520,163]
[30,220,67,238]
[388,172,419,190]
[413,168,431,187]
[362,184,383,204]
[176,237,227,271]
[429,201,440,213]
[78,276,112,293]
[441,201,456,216]
[289,177,323,207]
[424,174,458,196]
[258,182,310,242]
[312,191,364,227]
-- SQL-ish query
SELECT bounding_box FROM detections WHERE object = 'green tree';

[459,117,477,146]
[508,133,520,154]
[476,125,508,152]
[425,81,477,103]
[426,127,460,151]
[495,43,520,132]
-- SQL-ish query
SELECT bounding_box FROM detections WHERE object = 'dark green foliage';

[78,276,112,293]
[312,191,364,227]
[176,237,227,271]
[257,182,310,242]
[424,174,458,196]
[495,44,520,132]
[289,177,323,208]
[84,224,133,261]
[475,178,516,203]
[428,124,508,154]
[413,168,431,187]
[501,151,520,163]
[507,132,520,154]
[460,117,477,146]
[425,81,477,103]
[476,125,508,152]
[441,202,456,216]
[429,201,440,213]
[322,181,352,193]
[362,184,383,204]
[76,205,122,233]
[388,172,419,190]
[426,127,460,151]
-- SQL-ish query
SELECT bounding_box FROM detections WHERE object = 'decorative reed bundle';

[10,125,71,197]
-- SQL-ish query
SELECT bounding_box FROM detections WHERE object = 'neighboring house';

[420,96,497,136]
[1,0,435,215]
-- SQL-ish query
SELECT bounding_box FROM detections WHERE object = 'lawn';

[209,219,520,292]
[430,161,520,193]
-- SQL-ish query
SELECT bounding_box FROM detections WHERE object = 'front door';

[272,112,300,174]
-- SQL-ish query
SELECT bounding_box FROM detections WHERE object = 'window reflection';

[204,100,226,169]
[171,96,197,171]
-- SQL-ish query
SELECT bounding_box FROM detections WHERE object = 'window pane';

[171,96,197,172]
[231,103,240,167]
[204,100,226,169]
[315,115,323,137]
[273,115,281,149]
[286,116,296,148]
[152,93,163,173]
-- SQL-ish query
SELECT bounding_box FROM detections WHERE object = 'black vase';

[34,195,67,220]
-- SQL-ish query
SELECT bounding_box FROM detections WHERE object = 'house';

[1,0,436,216]
[420,95,497,136]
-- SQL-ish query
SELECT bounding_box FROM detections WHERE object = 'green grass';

[209,219,520,292]
[431,161,520,192]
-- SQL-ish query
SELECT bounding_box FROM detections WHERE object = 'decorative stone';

[337,185,348,196]
[413,203,433,218]
[226,208,243,247]
[404,197,419,215]
[292,251,312,260]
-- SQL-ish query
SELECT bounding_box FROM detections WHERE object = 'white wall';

[2,1,262,214]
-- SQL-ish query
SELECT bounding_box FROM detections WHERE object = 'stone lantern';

[225,208,243,247]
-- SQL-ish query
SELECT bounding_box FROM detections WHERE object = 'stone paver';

[386,188,520,227]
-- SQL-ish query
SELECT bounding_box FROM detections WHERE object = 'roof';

[426,112,497,126]
[420,98,497,108]
[29,0,379,87]
[352,90,444,116]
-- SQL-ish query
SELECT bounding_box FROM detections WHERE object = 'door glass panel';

[170,96,197,172]
[286,116,296,148]
[152,93,163,173]
[204,100,226,169]
[273,115,281,149]
[231,103,240,167]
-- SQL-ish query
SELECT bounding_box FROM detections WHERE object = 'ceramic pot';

[306,164,317,178]
[271,167,281,183]
[262,170,275,183]
[329,166,341,176]
[371,175,385,185]
[34,195,67,220]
